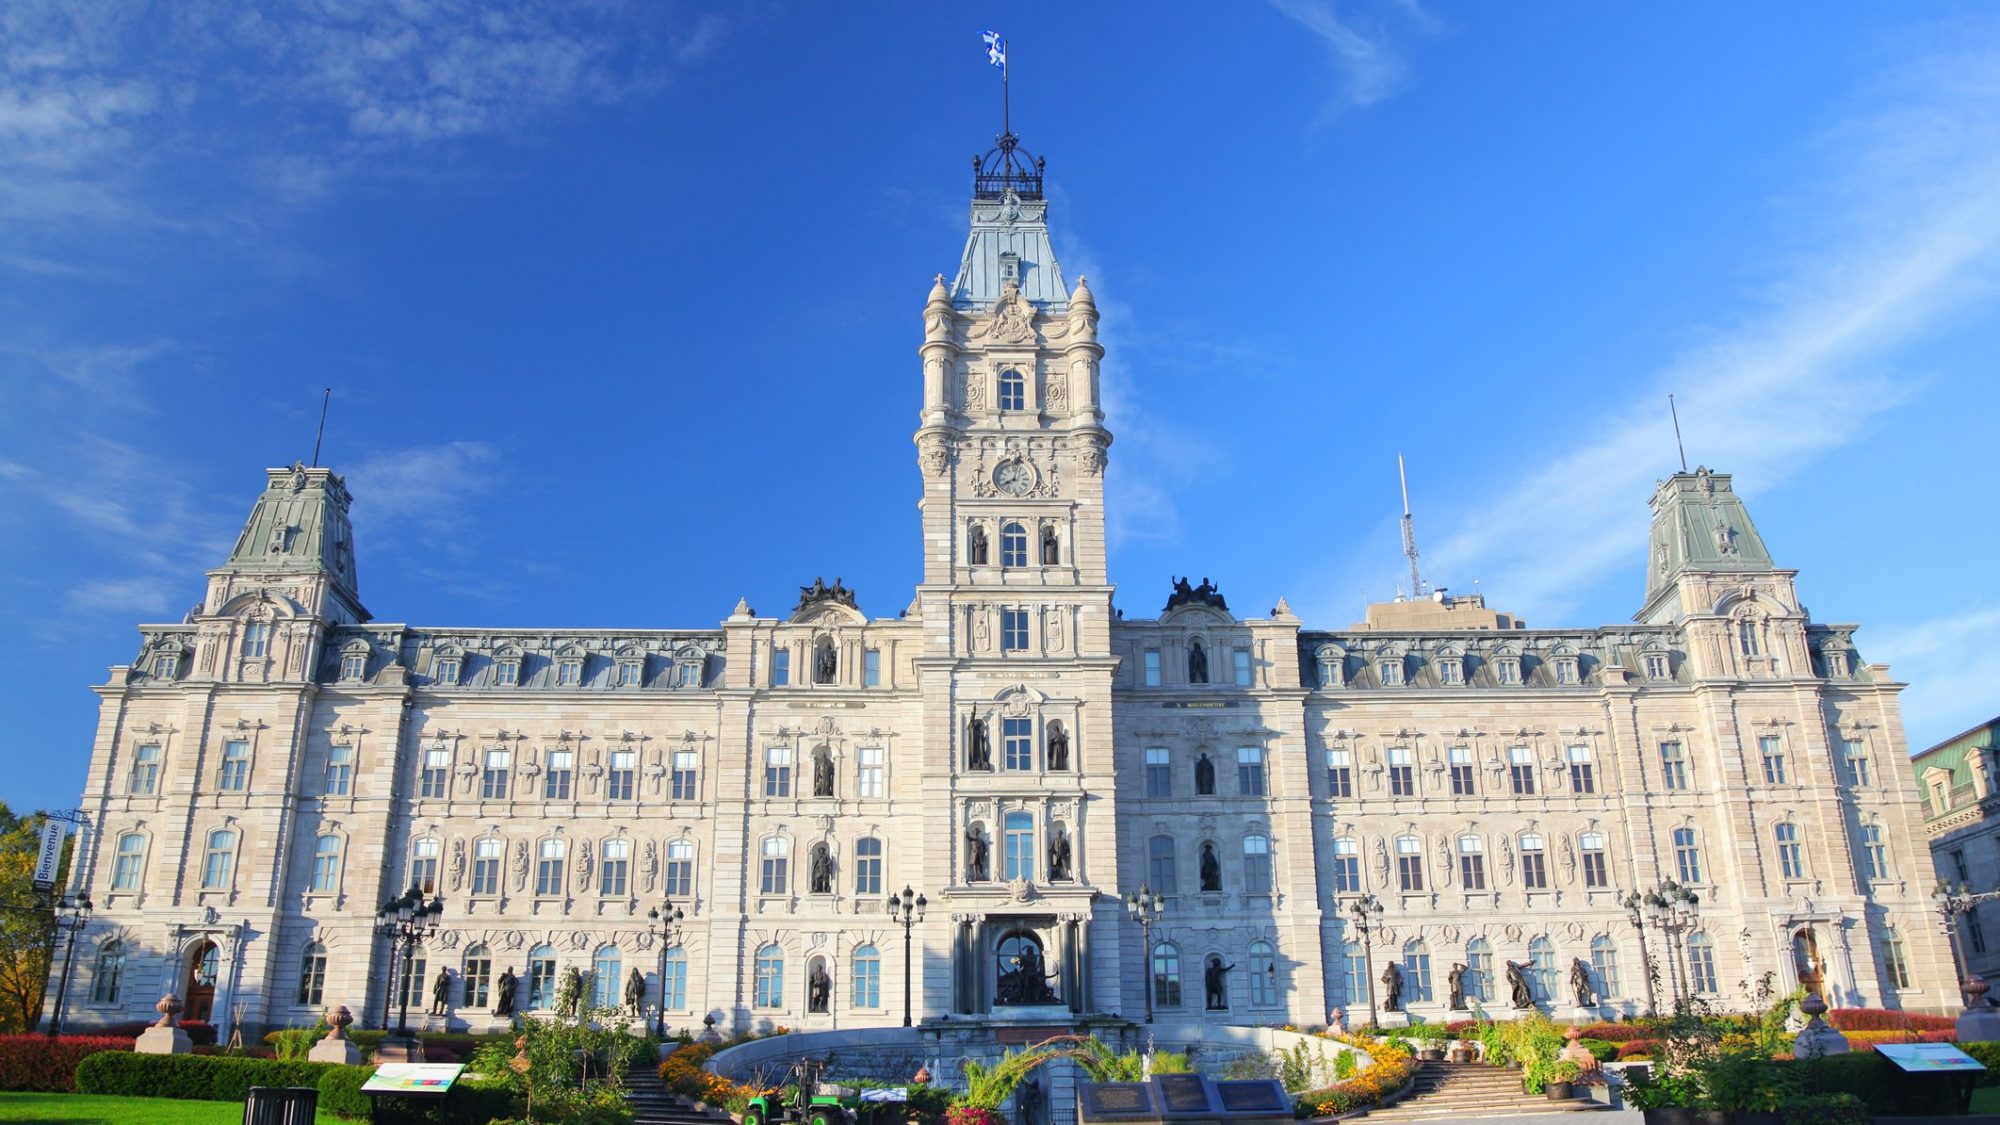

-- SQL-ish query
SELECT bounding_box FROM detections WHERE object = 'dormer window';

[1825,648,1850,677]
[339,644,367,682]
[557,658,582,687]
[618,659,644,688]
[435,653,462,686]
[1643,651,1670,680]
[494,654,520,687]
[998,368,1026,411]
[1553,656,1579,685]
[1437,656,1462,685]
[150,650,180,680]
[1377,657,1402,687]
[1495,657,1521,685]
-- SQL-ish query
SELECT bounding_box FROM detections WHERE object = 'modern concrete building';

[53,132,1954,1041]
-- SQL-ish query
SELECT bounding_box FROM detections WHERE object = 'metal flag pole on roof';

[982,31,1008,135]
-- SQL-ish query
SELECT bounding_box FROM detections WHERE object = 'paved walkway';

[1414,1113,1639,1125]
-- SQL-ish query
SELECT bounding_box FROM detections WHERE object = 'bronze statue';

[1040,526,1059,566]
[967,829,990,882]
[1165,576,1229,613]
[808,962,831,1013]
[968,718,992,770]
[813,751,834,796]
[814,642,836,684]
[1570,958,1598,1007]
[1205,957,1236,1010]
[1188,640,1209,684]
[429,967,451,1016]
[493,968,518,1016]
[1049,830,1073,881]
[997,942,1060,1005]
[1047,724,1069,771]
[1199,842,1221,891]
[810,846,833,894]
[625,967,647,1016]
[1194,753,1215,795]
[1380,962,1404,1012]
[795,576,859,613]
[1506,961,1534,1009]
[969,526,989,565]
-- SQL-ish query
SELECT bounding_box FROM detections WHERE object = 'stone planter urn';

[136,995,193,1055]
[310,1005,362,1064]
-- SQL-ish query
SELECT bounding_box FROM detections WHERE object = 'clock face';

[994,459,1034,496]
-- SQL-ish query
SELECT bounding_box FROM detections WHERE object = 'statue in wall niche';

[1448,963,1468,1011]
[810,847,833,894]
[968,719,992,771]
[1049,830,1073,881]
[1379,962,1403,1012]
[430,968,452,1016]
[1188,641,1209,684]
[1570,958,1597,1007]
[1040,526,1060,566]
[1047,725,1069,771]
[1506,961,1534,1009]
[808,962,831,1013]
[813,751,834,797]
[1194,753,1215,795]
[969,525,989,565]
[814,642,837,685]
[625,967,647,1015]
[967,829,990,882]
[493,968,518,1015]
[1199,843,1221,892]
[997,942,1061,1005]
[1205,957,1236,1011]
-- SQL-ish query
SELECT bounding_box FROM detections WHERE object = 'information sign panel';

[362,1063,465,1096]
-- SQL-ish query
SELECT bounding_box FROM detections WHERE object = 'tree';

[0,803,73,1032]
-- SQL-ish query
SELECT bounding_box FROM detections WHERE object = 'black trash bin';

[243,1085,320,1125]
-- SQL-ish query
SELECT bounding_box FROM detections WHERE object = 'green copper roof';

[223,463,360,599]
[1913,717,2000,822]
[1640,467,1776,618]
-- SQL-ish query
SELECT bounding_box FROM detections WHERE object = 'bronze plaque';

[1214,1081,1289,1114]
[1079,1083,1158,1122]
[1154,1074,1215,1115]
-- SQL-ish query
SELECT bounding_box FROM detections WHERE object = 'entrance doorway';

[184,940,219,1022]
[996,931,1059,1006]
[1791,928,1825,998]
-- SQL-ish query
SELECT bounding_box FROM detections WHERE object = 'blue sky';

[5,2,2000,814]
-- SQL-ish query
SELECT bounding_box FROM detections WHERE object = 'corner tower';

[914,131,1123,1019]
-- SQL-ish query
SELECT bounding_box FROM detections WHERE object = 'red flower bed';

[1615,1039,1658,1060]
[1842,1029,1956,1052]
[0,1034,133,1092]
[1826,1008,1954,1032]
[1577,1023,1648,1043]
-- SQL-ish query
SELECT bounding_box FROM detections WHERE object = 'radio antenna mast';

[1668,393,1688,473]
[1398,454,1425,600]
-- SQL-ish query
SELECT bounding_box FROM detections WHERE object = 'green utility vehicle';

[743,1057,860,1125]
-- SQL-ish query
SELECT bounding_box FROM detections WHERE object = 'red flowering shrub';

[1615,1039,1657,1060]
[0,1034,132,1092]
[1826,1009,1954,1032]
[1576,1023,1647,1043]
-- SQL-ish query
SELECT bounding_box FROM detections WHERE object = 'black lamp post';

[647,900,685,1038]
[44,893,92,1038]
[1620,890,1660,1017]
[1348,894,1385,1028]
[1641,880,1700,1011]
[1124,885,1165,1023]
[374,885,443,1050]
[888,886,926,1027]
[1932,881,2000,1009]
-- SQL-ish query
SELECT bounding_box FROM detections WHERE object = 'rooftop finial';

[1668,393,1688,473]
[973,31,1043,199]
[1398,454,1426,600]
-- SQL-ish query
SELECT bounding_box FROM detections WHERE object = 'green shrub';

[317,1064,375,1119]
[1963,1039,2000,1086]
[76,1051,339,1101]
[269,1028,322,1061]
[1578,1038,1618,1063]
[1787,1052,1969,1117]
[1780,1092,1870,1125]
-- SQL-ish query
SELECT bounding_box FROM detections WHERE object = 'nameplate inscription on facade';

[1161,701,1239,710]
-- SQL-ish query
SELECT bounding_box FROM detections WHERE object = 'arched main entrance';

[184,940,220,1022]
[1792,928,1825,998]
[996,931,1059,1006]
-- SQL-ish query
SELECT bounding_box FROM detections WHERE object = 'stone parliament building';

[56,133,1952,1042]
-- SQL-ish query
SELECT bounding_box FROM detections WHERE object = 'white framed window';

[111,833,146,891]
[1458,835,1486,889]
[1003,812,1035,881]
[297,942,327,1006]
[219,740,250,792]
[201,829,236,889]
[463,945,493,1008]
[770,649,790,686]
[535,838,566,896]
[419,748,450,799]
[544,750,574,800]
[854,837,883,895]
[1843,738,1872,786]
[1438,657,1463,685]
[1643,651,1670,679]
[1331,836,1360,892]
[1554,656,1578,684]
[857,746,885,798]
[1495,657,1520,685]
[764,747,793,797]
[1237,747,1266,796]
[1686,933,1718,993]
[556,658,582,687]
[1395,835,1422,891]
[1567,745,1594,793]
[1776,823,1804,879]
[1149,835,1177,892]
[1508,746,1535,795]
[864,648,881,687]
[242,621,271,659]
[1388,746,1415,796]
[997,368,1026,411]
[618,660,643,687]
[129,744,162,796]
[1759,735,1787,784]
[1659,741,1690,790]
[1001,609,1029,652]
[760,837,790,894]
[1146,748,1172,797]
[1449,746,1475,795]
[1860,823,1889,880]
[1143,650,1162,686]
[671,750,699,800]
[1003,718,1033,770]
[339,649,366,681]
[1403,939,1433,1003]
[410,836,440,894]
[435,656,461,686]
[325,744,354,796]
[1326,748,1353,798]
[1591,935,1621,999]
[1377,657,1402,686]
[600,839,630,896]
[480,750,511,800]
[92,942,127,1004]
[665,840,694,896]
[471,837,502,895]
[1519,833,1547,889]
[1249,941,1278,1006]
[660,947,688,1010]
[852,945,881,1008]
[1673,827,1702,882]
[494,656,520,686]
[607,749,635,801]
[1243,834,1272,892]
[151,651,179,679]
[1233,649,1253,686]
[1580,832,1608,888]
[309,835,341,893]
[1001,523,1028,568]
[527,945,557,1010]
[753,945,784,1007]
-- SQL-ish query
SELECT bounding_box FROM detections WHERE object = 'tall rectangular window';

[1396,837,1423,892]
[1003,813,1035,881]
[1243,835,1272,892]
[1449,746,1475,795]
[660,950,687,1011]
[1567,745,1595,793]
[607,749,635,801]
[1580,833,1609,888]
[1970,907,1989,954]
[1145,748,1172,797]
[1149,836,1178,892]
[764,747,792,798]
[535,839,564,896]
[1233,649,1253,687]
[1673,827,1702,883]
[1003,718,1034,770]
[242,622,270,658]
[1520,834,1548,889]
[471,838,501,895]
[555,659,580,687]
[544,750,574,800]
[1458,836,1487,890]
[1438,659,1462,685]
[325,745,354,796]
[129,744,161,796]
[1331,837,1361,893]
[1508,747,1536,795]
[854,837,883,895]
[1143,650,1162,686]
[219,740,250,791]
[1237,747,1266,796]
[600,839,629,896]
[419,748,449,798]
[1001,609,1029,652]
[1955,849,1972,885]
[1388,747,1415,797]
[857,746,885,798]
[770,649,790,686]
[1843,738,1871,786]
[864,648,881,687]
[1776,824,1804,879]
[436,658,461,686]
[1860,824,1888,881]
[480,750,510,800]
[671,750,698,801]
[997,368,1026,411]
[665,841,693,897]
[1759,736,1787,784]
[410,837,440,894]
[1659,742,1690,790]
[759,837,789,894]
[1326,749,1353,798]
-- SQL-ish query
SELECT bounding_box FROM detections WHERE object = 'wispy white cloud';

[1344,26,2000,626]
[345,440,507,559]
[1268,0,1438,115]
[1866,603,2000,752]
[67,576,175,616]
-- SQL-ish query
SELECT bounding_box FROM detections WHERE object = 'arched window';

[527,945,557,1010]
[1152,941,1183,1007]
[754,944,784,1008]
[1590,934,1620,999]
[111,833,146,891]
[1249,941,1278,1006]
[1001,523,1028,568]
[201,829,236,890]
[1003,812,1034,881]
[91,941,126,1004]
[590,946,621,1010]
[1881,927,1911,989]
[1466,938,1494,1003]
[1528,936,1556,1002]
[1243,834,1272,893]
[1775,823,1804,880]
[1685,932,1718,994]
[297,941,327,1006]
[397,946,429,1011]
[462,944,492,1008]
[1672,827,1702,883]
[536,838,566,896]
[998,368,1026,411]
[601,839,630,897]
[852,944,881,1008]
[854,837,883,895]
[760,837,790,894]
[1148,835,1177,893]
[410,837,440,895]
[310,835,341,893]
[661,946,688,1010]
[1403,939,1433,1003]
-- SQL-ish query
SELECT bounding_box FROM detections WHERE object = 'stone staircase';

[628,1059,736,1125]
[1363,1061,1607,1121]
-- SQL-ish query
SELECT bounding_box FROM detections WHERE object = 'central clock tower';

[912,132,1121,1019]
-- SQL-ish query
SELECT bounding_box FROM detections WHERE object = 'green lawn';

[0,1093,349,1124]
[1973,1086,2000,1114]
